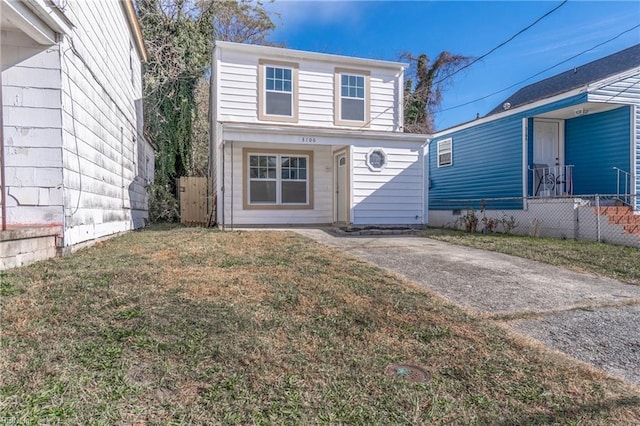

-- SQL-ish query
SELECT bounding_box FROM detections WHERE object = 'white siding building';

[211,41,428,227]
[1,0,155,269]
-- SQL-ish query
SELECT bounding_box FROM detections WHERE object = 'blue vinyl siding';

[565,106,631,195]
[430,93,587,210]
[429,121,522,210]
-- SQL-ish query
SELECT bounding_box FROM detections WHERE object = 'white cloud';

[267,0,364,32]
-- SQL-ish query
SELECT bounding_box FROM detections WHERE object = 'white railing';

[529,164,574,197]
[613,167,636,207]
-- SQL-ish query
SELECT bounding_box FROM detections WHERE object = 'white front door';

[335,153,348,223]
[533,119,563,195]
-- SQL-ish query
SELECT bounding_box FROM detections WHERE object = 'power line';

[439,24,640,113]
[605,79,640,102]
[433,0,568,86]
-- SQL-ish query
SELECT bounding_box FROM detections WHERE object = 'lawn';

[1,226,639,424]
[419,228,640,285]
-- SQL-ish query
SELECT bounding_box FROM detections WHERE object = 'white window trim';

[365,148,387,172]
[334,67,371,127]
[243,148,314,210]
[437,138,453,167]
[258,59,299,123]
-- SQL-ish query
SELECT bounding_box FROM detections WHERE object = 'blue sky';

[264,0,640,131]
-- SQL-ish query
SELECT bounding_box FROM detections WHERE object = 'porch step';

[599,206,640,236]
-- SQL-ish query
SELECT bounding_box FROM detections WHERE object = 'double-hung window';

[245,149,313,209]
[259,60,298,122]
[437,138,453,167]
[335,68,370,126]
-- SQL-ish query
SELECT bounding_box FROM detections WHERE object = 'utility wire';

[439,24,640,113]
[605,79,640,102]
[433,0,568,86]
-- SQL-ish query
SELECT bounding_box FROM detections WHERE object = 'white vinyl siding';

[59,1,148,243]
[1,31,65,227]
[216,49,400,131]
[351,144,425,225]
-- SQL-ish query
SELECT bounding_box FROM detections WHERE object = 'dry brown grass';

[1,226,639,424]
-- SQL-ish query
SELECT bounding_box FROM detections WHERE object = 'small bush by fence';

[429,195,640,248]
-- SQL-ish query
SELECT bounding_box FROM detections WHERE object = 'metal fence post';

[595,194,601,243]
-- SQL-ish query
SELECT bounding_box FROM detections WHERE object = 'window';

[437,138,453,167]
[258,60,298,122]
[244,149,313,209]
[341,74,365,121]
[266,67,292,116]
[249,155,277,203]
[334,68,370,126]
[366,148,387,172]
[130,41,135,85]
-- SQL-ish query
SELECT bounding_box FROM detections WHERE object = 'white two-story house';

[210,41,428,228]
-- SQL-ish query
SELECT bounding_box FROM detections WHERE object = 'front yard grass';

[1,226,639,424]
[418,228,640,285]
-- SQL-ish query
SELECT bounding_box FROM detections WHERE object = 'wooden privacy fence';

[178,177,215,226]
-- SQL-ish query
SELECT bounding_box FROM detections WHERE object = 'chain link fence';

[429,195,640,248]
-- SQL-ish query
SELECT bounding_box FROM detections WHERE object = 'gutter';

[221,122,430,143]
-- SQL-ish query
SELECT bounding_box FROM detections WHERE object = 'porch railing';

[613,167,636,207]
[528,164,574,197]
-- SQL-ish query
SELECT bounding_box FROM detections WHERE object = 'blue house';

[428,44,640,243]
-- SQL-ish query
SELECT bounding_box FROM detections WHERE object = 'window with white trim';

[366,149,387,171]
[340,74,365,121]
[248,153,309,205]
[437,138,453,167]
[334,68,370,126]
[265,66,293,116]
[258,61,298,123]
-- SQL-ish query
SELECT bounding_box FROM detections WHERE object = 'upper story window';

[341,75,365,120]
[258,60,299,123]
[335,68,370,127]
[437,138,453,167]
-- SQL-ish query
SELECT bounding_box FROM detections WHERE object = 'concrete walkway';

[293,229,640,385]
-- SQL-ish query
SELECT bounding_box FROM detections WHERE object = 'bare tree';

[402,52,472,133]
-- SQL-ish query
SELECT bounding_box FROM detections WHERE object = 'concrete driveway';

[294,229,640,386]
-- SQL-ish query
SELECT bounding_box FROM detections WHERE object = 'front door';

[335,153,348,223]
[533,119,563,195]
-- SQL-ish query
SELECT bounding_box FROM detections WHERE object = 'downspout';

[230,140,234,230]
[0,71,6,231]
[421,139,430,226]
[221,140,225,230]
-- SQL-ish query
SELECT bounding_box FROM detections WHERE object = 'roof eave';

[432,86,587,138]
[214,40,407,71]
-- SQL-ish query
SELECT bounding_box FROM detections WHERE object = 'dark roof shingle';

[487,44,640,116]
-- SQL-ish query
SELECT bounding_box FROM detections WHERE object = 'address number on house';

[301,137,318,143]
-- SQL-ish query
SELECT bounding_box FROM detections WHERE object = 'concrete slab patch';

[509,305,640,385]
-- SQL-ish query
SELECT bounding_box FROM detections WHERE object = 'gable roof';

[487,44,640,116]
